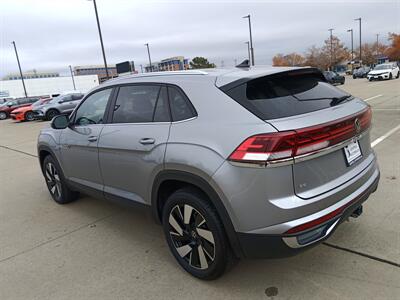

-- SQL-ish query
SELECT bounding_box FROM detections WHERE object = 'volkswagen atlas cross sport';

[37,67,379,280]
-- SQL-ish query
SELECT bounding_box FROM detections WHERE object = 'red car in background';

[10,97,52,122]
[0,97,41,120]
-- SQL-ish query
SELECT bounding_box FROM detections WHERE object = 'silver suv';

[33,91,84,120]
[37,67,379,279]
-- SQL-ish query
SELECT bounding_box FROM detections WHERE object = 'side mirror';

[51,114,69,129]
[7,103,13,107]
[58,100,63,104]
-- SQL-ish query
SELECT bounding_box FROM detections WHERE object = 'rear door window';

[72,93,84,101]
[112,85,169,123]
[168,86,196,121]
[222,71,351,120]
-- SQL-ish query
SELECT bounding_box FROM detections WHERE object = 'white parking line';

[364,94,383,102]
[371,124,400,148]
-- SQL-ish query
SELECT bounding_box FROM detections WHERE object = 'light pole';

[245,41,251,64]
[89,0,109,79]
[11,41,27,97]
[347,29,354,61]
[355,17,362,61]
[328,28,334,70]
[145,43,152,72]
[140,64,143,73]
[69,65,76,90]
[243,15,254,66]
[376,33,379,62]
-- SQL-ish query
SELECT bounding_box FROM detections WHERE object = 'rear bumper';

[235,170,379,258]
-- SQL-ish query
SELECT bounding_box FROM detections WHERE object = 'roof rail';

[104,70,209,83]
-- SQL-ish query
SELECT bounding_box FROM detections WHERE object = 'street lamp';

[347,29,354,61]
[11,41,27,97]
[376,33,380,62]
[88,0,109,79]
[354,17,362,61]
[69,65,76,90]
[245,41,251,64]
[328,28,334,70]
[243,15,255,66]
[145,43,152,72]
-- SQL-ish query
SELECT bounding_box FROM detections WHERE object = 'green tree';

[189,57,216,69]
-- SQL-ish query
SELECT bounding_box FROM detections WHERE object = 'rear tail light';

[228,107,371,164]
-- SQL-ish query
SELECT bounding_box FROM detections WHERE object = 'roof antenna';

[236,59,250,68]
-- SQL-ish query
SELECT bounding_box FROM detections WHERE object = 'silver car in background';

[37,67,379,279]
[33,91,84,120]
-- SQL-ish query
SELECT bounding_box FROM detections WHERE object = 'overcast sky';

[1,0,399,76]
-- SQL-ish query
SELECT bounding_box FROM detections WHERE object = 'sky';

[0,0,399,77]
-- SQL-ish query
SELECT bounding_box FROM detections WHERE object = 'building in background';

[74,65,117,81]
[144,62,160,73]
[145,56,189,72]
[3,70,59,80]
[0,75,99,98]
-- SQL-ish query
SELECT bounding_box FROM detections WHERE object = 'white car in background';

[367,63,399,81]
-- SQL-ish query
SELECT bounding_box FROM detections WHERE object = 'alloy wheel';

[0,112,7,120]
[168,204,215,270]
[45,162,62,199]
[25,112,34,121]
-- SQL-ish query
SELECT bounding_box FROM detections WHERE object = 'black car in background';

[323,71,345,85]
[353,66,371,78]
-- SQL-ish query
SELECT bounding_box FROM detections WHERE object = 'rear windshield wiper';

[330,95,353,106]
[292,95,353,104]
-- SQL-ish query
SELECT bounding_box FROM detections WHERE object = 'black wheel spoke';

[46,163,62,198]
[168,204,215,270]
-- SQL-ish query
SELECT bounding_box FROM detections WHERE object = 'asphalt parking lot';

[0,77,399,299]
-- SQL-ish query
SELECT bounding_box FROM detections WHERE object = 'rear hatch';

[220,68,372,199]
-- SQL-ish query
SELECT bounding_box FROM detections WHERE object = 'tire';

[162,187,235,280]
[396,71,399,79]
[389,73,392,80]
[353,75,356,79]
[24,111,35,121]
[46,109,59,121]
[0,111,8,120]
[42,155,79,204]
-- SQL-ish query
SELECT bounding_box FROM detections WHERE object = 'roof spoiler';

[235,59,250,68]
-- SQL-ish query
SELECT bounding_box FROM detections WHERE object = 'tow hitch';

[350,205,363,218]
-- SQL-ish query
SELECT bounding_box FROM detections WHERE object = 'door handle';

[139,138,155,145]
[88,136,98,142]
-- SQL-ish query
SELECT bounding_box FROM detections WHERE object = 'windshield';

[374,64,391,70]
[48,95,62,104]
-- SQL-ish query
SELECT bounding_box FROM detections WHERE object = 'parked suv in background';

[33,92,84,120]
[322,71,345,85]
[367,62,400,81]
[352,66,371,79]
[38,68,379,279]
[0,97,40,120]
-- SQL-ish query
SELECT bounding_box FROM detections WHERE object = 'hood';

[11,105,32,113]
[369,69,391,75]
[34,102,53,110]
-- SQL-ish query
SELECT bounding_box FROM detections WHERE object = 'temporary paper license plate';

[344,140,362,165]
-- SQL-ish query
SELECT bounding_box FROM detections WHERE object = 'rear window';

[222,71,351,120]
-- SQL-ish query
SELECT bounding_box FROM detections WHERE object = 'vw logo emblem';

[354,118,361,133]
